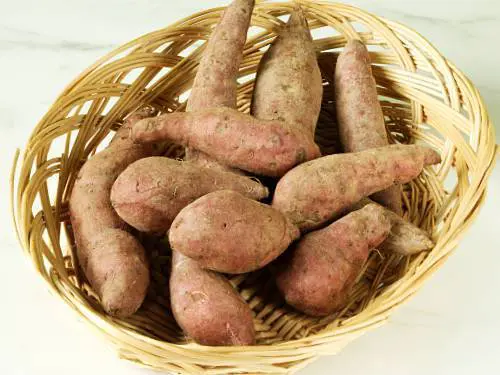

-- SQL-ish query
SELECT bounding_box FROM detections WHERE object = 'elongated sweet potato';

[187,0,254,111]
[276,203,391,316]
[251,7,322,136]
[185,0,255,169]
[111,157,268,234]
[132,107,321,177]
[170,251,255,346]
[335,40,402,215]
[69,108,156,317]
[273,144,441,231]
[169,190,299,274]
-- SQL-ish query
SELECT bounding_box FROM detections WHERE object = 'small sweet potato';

[272,144,441,231]
[170,251,255,346]
[350,198,434,255]
[335,40,402,215]
[132,107,321,177]
[251,6,322,136]
[69,108,156,317]
[169,190,299,274]
[276,203,391,316]
[111,157,268,233]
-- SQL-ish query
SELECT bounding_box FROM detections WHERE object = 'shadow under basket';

[11,1,497,374]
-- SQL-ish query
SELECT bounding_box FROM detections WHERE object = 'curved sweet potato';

[69,108,155,317]
[132,107,321,177]
[272,144,441,231]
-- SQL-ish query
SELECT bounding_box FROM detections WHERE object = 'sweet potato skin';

[170,251,255,346]
[86,229,149,316]
[111,157,269,234]
[276,204,391,316]
[169,190,299,274]
[185,0,255,168]
[350,198,434,255]
[187,0,254,111]
[335,40,402,215]
[132,107,321,177]
[69,108,155,317]
[251,7,322,136]
[272,144,441,231]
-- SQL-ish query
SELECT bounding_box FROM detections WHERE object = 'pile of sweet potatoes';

[69,0,440,346]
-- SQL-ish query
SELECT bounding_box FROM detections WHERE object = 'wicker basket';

[11,1,497,374]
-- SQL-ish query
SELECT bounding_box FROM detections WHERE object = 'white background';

[1,1,499,374]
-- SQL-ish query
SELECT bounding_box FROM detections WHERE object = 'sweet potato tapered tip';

[350,198,435,255]
[287,6,309,30]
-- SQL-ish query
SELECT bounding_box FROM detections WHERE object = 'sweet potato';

[132,107,321,177]
[251,7,322,136]
[111,157,269,233]
[276,203,391,316]
[170,251,255,346]
[335,40,402,215]
[185,0,255,169]
[169,190,299,274]
[69,108,156,317]
[350,198,434,255]
[187,0,254,111]
[272,144,441,231]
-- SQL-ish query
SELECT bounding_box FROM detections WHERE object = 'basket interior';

[11,0,496,369]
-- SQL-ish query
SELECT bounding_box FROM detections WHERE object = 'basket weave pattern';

[11,1,497,374]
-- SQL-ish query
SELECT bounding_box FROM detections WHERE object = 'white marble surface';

[0,1,498,374]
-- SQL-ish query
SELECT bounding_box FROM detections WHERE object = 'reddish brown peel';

[163,0,257,348]
[169,190,299,274]
[251,7,322,137]
[170,252,256,346]
[272,144,441,231]
[335,40,403,215]
[185,0,255,169]
[69,108,155,317]
[132,107,321,177]
[350,198,435,255]
[111,157,269,234]
[276,203,391,316]
[187,0,255,111]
